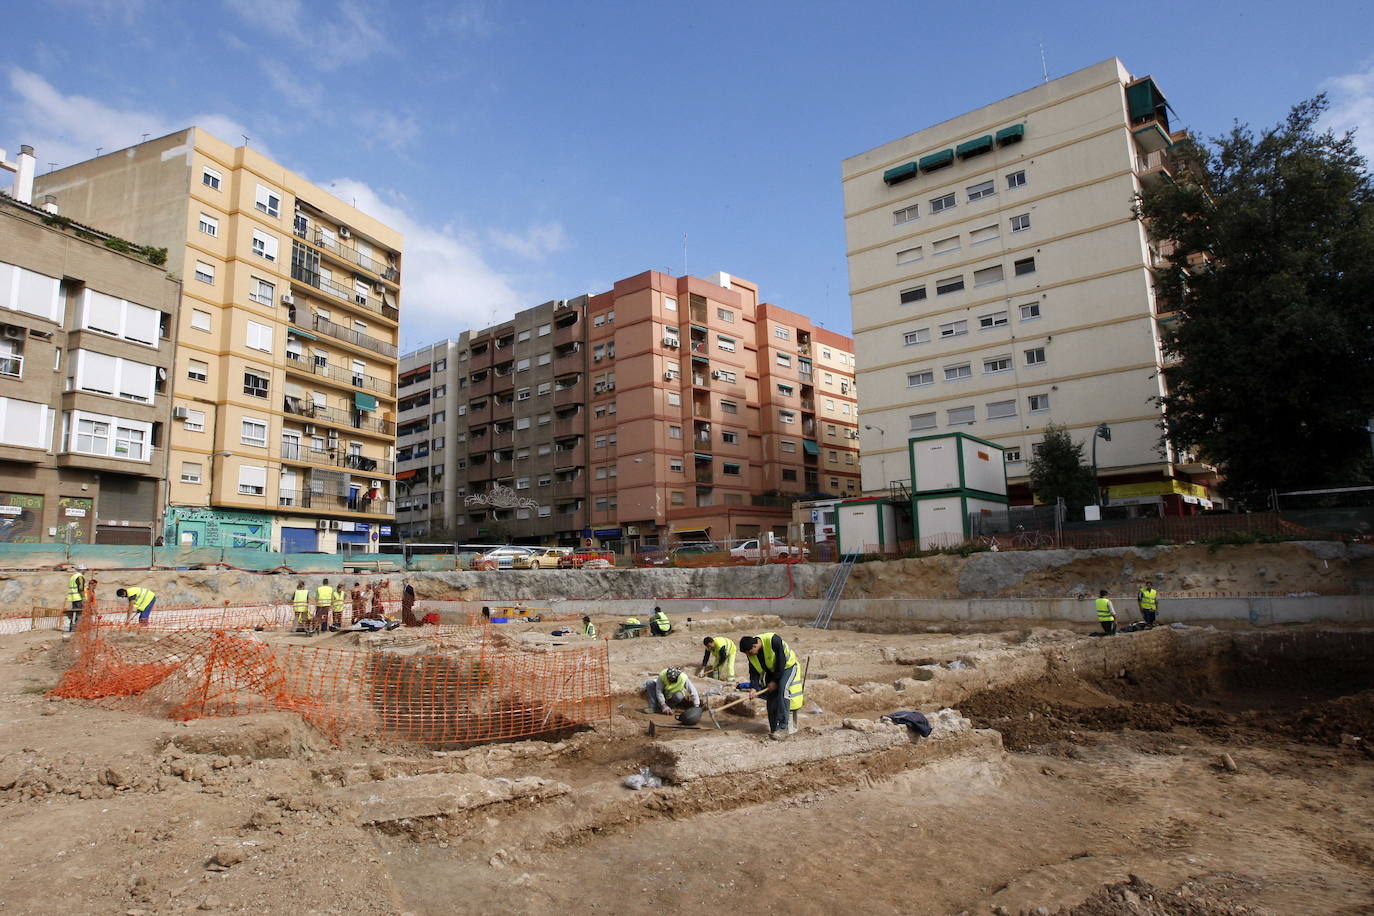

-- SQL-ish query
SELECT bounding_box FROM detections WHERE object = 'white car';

[473,546,537,570]
[728,539,809,561]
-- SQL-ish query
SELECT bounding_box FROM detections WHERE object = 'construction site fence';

[0,543,428,573]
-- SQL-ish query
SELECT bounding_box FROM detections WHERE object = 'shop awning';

[354,392,378,411]
[882,161,918,185]
[669,525,710,535]
[995,123,1025,146]
[802,439,820,456]
[955,135,993,158]
[918,149,954,172]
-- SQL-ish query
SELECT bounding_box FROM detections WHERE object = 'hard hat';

[665,667,683,681]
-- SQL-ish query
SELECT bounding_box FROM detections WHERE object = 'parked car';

[662,542,726,566]
[473,546,537,570]
[728,538,809,562]
[558,547,616,569]
[526,546,573,569]
[633,547,671,567]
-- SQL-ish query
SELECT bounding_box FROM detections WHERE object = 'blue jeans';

[765,665,797,734]
[138,598,156,621]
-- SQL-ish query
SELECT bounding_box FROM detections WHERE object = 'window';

[722,430,739,444]
[969,224,999,245]
[1005,448,1023,462]
[1006,170,1026,189]
[243,369,269,398]
[1014,257,1036,276]
[906,370,933,388]
[722,462,741,476]
[1028,393,1050,411]
[255,184,281,218]
[896,246,923,264]
[776,353,792,367]
[433,436,445,449]
[663,296,677,312]
[717,335,736,353]
[516,357,530,372]
[515,477,530,490]
[777,384,794,397]
[973,265,1004,287]
[1024,347,1046,365]
[936,275,965,295]
[716,307,735,323]
[202,167,221,190]
[944,363,972,381]
[825,398,836,411]
[669,458,684,472]
[779,409,796,424]
[592,313,606,327]
[183,408,205,432]
[667,391,681,406]
[241,418,268,447]
[930,192,956,213]
[967,179,996,201]
[1010,213,1031,233]
[75,417,109,454]
[781,469,798,482]
[827,450,837,463]
[199,213,219,237]
[516,387,531,401]
[537,323,552,336]
[980,311,1009,330]
[983,355,1012,373]
[893,203,919,224]
[947,406,975,426]
[668,425,682,439]
[180,461,202,483]
[774,326,790,340]
[249,278,275,305]
[195,261,215,284]
[717,369,737,383]
[932,235,960,255]
[69,350,155,402]
[720,400,738,414]
[516,417,530,430]
[670,490,685,505]
[251,229,278,262]
[939,320,968,339]
[538,382,552,395]
[187,359,208,382]
[780,440,797,453]
[191,309,211,331]
[434,358,447,371]
[900,286,927,304]
[904,328,931,346]
[1019,302,1041,321]
[909,412,936,431]
[246,321,273,353]
[237,465,267,496]
[537,352,551,366]
[517,329,531,342]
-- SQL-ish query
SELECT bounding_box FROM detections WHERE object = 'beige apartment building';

[397,271,860,549]
[0,153,180,545]
[36,129,403,551]
[842,58,1216,514]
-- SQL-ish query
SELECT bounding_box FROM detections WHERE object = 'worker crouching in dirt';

[1095,590,1118,636]
[649,606,672,636]
[642,667,700,714]
[615,617,644,639]
[698,635,738,682]
[582,615,598,638]
[741,633,804,741]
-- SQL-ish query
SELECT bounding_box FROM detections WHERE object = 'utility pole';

[1091,424,1112,508]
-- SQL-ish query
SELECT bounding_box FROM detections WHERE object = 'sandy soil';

[3,610,1373,915]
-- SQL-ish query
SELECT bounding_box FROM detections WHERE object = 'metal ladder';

[811,551,860,629]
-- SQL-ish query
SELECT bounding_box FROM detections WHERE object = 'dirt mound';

[1055,873,1268,915]
[1285,689,1374,747]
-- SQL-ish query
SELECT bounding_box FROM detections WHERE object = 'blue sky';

[3,0,1372,350]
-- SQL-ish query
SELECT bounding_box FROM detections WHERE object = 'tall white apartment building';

[842,58,1216,513]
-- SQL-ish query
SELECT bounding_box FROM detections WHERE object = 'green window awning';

[802,439,820,456]
[955,135,993,158]
[918,149,954,172]
[995,124,1025,146]
[882,161,918,185]
[288,328,317,341]
[354,392,378,412]
[1126,79,1168,127]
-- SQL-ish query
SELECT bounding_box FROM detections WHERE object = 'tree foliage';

[1138,96,1374,505]
[1028,423,1098,509]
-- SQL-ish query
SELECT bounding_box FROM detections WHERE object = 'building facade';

[396,271,860,548]
[35,129,404,551]
[1,164,180,545]
[841,58,1213,513]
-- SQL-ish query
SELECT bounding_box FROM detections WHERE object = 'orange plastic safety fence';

[49,613,611,747]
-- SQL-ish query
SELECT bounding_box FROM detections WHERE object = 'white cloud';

[3,67,266,170]
[228,0,390,71]
[1321,61,1374,164]
[353,109,421,153]
[487,223,570,260]
[323,179,531,343]
[261,60,322,111]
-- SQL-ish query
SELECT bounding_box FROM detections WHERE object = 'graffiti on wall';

[0,494,43,543]
[57,497,94,544]
[165,506,273,551]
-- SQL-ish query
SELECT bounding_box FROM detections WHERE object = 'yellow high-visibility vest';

[1095,597,1115,621]
[126,587,156,612]
[68,572,85,603]
[315,584,334,607]
[1139,588,1158,611]
[748,632,804,711]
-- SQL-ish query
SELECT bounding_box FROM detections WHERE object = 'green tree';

[1138,97,1374,505]
[1028,423,1098,511]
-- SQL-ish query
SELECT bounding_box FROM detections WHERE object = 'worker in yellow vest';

[314,579,335,633]
[291,581,311,632]
[1095,590,1117,636]
[615,616,644,639]
[1138,581,1160,628]
[65,569,87,632]
[641,666,700,714]
[581,615,598,638]
[741,632,805,740]
[331,585,345,630]
[649,606,672,637]
[116,586,156,625]
[698,635,738,683]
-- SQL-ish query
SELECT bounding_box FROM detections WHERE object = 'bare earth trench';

[0,544,1372,915]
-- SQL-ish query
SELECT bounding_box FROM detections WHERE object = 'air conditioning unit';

[338,226,352,239]
[172,406,191,420]
[606,382,615,390]
[664,372,676,381]
[663,337,680,347]
[372,282,384,294]
[593,382,605,393]
[281,293,294,305]
[711,370,722,380]
[316,519,330,529]
[370,479,382,488]
[1,325,23,340]
[328,520,342,530]
[593,355,602,362]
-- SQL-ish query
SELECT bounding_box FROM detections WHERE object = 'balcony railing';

[0,353,21,378]
[291,264,399,322]
[277,488,389,513]
[313,231,397,280]
[308,314,398,358]
[280,440,395,475]
[286,356,395,397]
[282,396,396,436]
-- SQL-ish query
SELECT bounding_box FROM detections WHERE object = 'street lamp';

[1091,424,1112,507]
[863,425,887,494]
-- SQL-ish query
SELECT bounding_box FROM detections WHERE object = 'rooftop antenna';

[46,162,56,173]
[241,134,250,147]
[681,233,688,278]
[95,147,102,156]
[1039,42,1049,83]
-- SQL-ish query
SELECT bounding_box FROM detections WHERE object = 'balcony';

[553,383,583,407]
[465,402,490,424]
[553,314,580,346]
[555,415,583,437]
[468,343,493,371]
[553,444,585,468]
[290,264,399,323]
[1135,148,1175,187]
[553,478,583,498]
[282,396,396,436]
[0,353,21,379]
[491,428,514,448]
[280,440,395,475]
[313,231,398,282]
[276,488,389,514]
[695,464,713,484]
[285,356,395,397]
[553,349,583,376]
[689,339,708,355]
[490,398,515,422]
[306,313,398,358]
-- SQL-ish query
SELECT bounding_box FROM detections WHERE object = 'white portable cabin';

[908,433,1009,550]
[835,498,900,555]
